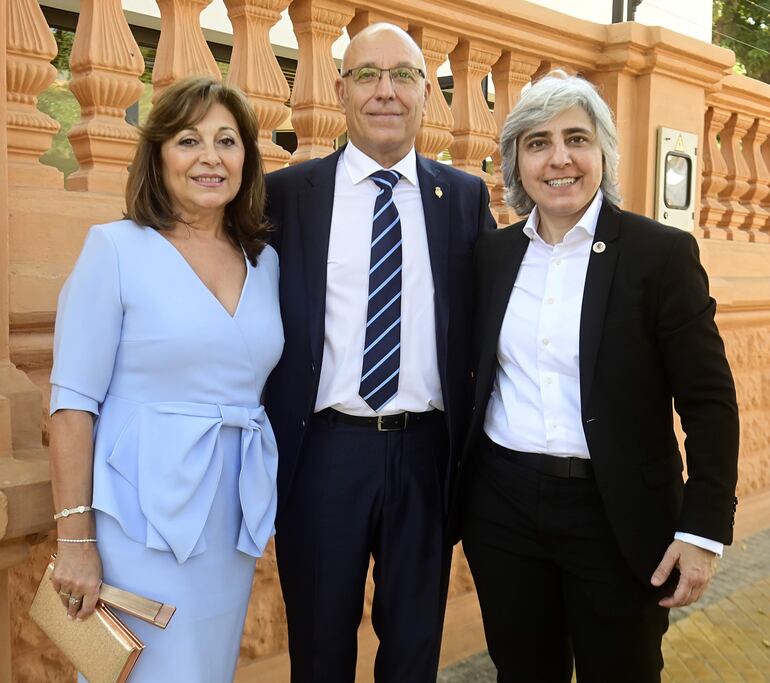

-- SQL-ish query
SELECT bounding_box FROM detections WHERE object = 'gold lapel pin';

[592,241,606,254]
[434,186,443,199]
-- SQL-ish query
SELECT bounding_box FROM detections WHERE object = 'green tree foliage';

[714,0,770,83]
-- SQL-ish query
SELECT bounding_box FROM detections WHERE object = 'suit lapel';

[299,148,343,368]
[475,227,530,408]
[578,201,621,407]
[416,156,450,378]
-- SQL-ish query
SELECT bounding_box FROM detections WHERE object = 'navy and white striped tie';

[359,169,402,411]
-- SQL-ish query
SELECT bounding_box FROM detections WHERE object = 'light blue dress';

[49,220,284,682]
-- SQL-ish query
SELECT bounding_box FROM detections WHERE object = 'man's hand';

[650,539,718,608]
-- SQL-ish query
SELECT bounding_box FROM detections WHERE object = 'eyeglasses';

[340,65,426,88]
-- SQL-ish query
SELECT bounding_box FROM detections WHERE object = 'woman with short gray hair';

[500,69,621,214]
[456,70,739,683]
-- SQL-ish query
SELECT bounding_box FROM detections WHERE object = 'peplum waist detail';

[92,395,278,563]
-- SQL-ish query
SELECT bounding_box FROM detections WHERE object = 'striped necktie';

[359,169,403,411]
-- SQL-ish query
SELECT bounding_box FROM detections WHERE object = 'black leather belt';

[490,440,594,479]
[317,408,441,432]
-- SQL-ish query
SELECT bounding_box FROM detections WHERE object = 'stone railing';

[701,74,770,241]
[2,0,770,681]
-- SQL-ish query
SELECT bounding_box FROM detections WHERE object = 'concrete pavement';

[439,526,770,682]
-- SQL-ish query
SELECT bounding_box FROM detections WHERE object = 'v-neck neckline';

[149,227,250,319]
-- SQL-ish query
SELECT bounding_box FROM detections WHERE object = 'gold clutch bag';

[29,557,176,683]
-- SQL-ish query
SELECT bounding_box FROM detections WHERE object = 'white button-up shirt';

[484,190,722,555]
[484,192,601,458]
[314,142,443,416]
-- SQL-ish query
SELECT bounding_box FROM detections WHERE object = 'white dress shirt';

[314,142,443,416]
[484,190,722,556]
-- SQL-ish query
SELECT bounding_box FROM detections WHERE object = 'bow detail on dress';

[106,401,278,563]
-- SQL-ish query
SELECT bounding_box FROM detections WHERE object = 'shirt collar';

[522,189,604,245]
[342,141,418,187]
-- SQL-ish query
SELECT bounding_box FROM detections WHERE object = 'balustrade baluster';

[742,117,770,242]
[490,53,540,224]
[5,0,60,187]
[410,27,457,161]
[762,134,770,236]
[449,39,500,187]
[700,106,730,239]
[288,0,353,163]
[224,0,292,172]
[65,0,144,194]
[718,112,753,240]
[153,0,221,102]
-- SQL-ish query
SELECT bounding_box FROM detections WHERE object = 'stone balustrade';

[702,75,770,242]
[3,0,770,680]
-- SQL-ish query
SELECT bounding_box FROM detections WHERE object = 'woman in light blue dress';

[47,77,283,682]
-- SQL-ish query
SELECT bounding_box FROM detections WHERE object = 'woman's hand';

[51,542,103,620]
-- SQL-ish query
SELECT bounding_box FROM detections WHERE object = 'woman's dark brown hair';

[125,76,269,265]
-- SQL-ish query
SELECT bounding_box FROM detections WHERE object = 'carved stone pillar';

[65,0,144,194]
[1,8,54,678]
[288,0,354,163]
[741,117,770,242]
[762,135,770,237]
[224,0,292,172]
[153,0,221,101]
[700,106,730,239]
[410,27,457,161]
[490,53,540,224]
[0,531,28,683]
[5,0,61,188]
[448,39,500,187]
[718,112,754,240]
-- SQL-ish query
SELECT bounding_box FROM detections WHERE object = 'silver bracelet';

[57,538,97,543]
[53,505,93,521]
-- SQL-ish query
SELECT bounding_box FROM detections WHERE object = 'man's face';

[336,29,430,168]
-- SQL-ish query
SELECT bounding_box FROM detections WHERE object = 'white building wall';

[634,0,713,43]
[41,0,715,50]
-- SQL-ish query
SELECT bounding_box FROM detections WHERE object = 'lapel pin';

[434,186,443,199]
[592,241,606,254]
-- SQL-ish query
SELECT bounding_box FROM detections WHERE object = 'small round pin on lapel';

[434,186,443,199]
[592,241,606,254]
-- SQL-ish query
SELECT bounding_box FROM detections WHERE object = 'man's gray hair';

[500,70,621,215]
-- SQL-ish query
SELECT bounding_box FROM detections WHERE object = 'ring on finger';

[68,596,83,605]
[59,590,71,599]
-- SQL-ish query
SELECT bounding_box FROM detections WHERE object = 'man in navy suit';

[264,22,495,683]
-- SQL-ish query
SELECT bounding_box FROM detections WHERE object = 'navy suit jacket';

[454,200,740,582]
[264,147,496,515]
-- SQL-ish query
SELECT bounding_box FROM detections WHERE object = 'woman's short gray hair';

[500,70,621,215]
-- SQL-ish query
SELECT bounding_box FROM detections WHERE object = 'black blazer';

[264,147,496,514]
[456,200,739,583]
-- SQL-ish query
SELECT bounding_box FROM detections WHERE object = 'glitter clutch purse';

[30,557,176,683]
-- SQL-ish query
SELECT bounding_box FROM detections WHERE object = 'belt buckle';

[377,413,407,432]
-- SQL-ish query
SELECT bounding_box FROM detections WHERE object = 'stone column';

[410,27,457,161]
[701,106,731,239]
[289,0,354,163]
[490,52,540,224]
[742,117,770,242]
[1,5,53,680]
[0,6,9,677]
[448,39,500,187]
[762,134,770,237]
[65,0,145,194]
[0,534,29,683]
[224,0,292,172]
[5,0,61,187]
[718,112,754,240]
[153,0,221,101]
